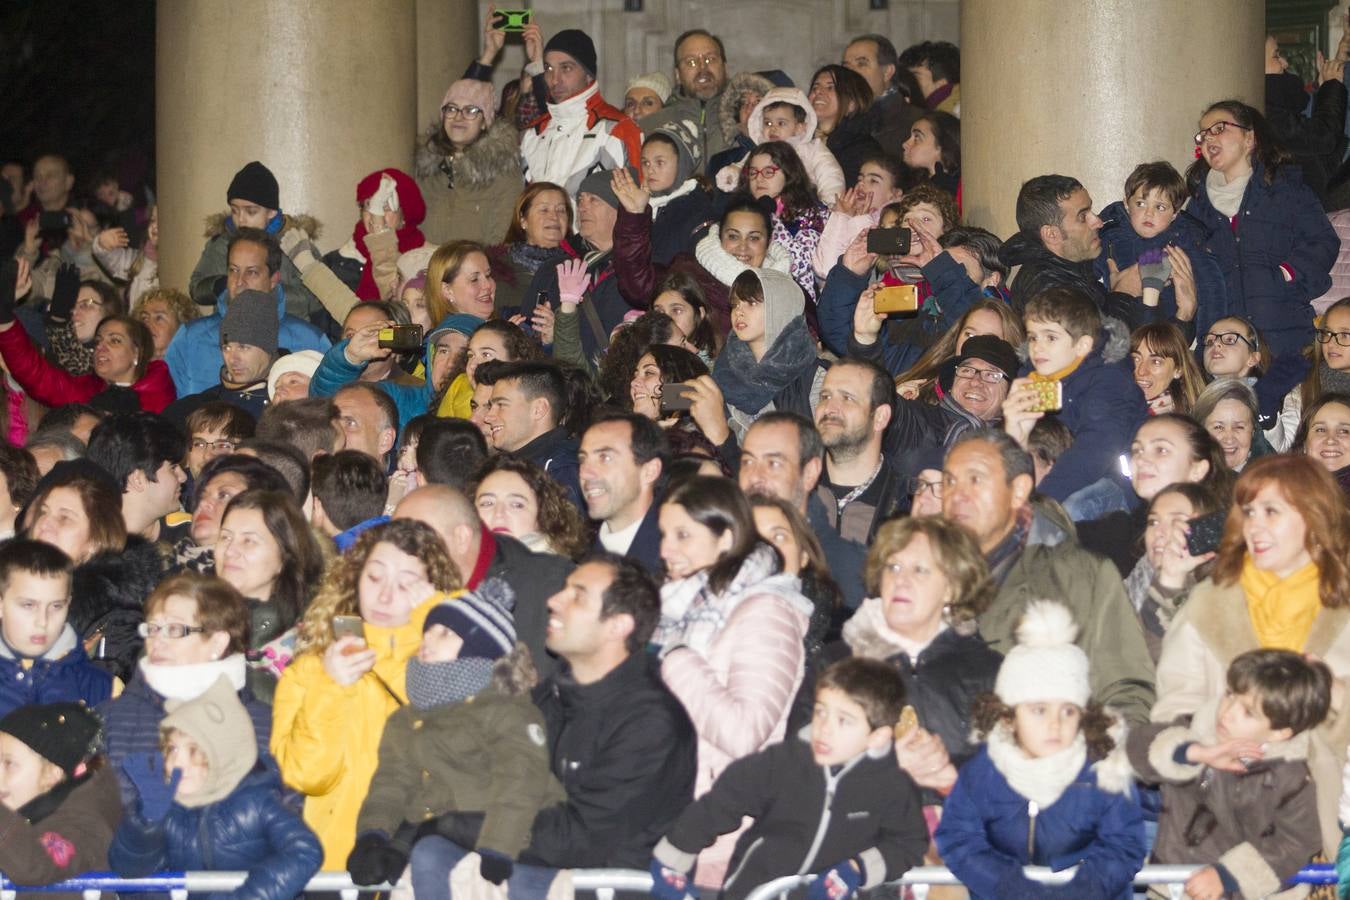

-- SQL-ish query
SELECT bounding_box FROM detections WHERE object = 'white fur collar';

[140,653,247,701]
[986,722,1087,808]
[694,225,792,286]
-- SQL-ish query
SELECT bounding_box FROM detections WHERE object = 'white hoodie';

[715,87,845,205]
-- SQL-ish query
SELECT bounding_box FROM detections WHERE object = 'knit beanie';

[544,29,597,77]
[226,161,280,210]
[442,78,497,127]
[994,601,1091,708]
[649,120,701,191]
[160,675,258,808]
[754,268,806,349]
[265,348,323,400]
[626,71,672,104]
[577,167,635,211]
[220,289,280,359]
[427,312,486,345]
[0,702,102,776]
[422,578,517,661]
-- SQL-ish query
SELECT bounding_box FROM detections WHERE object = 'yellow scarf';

[1242,558,1322,652]
[1028,354,1084,383]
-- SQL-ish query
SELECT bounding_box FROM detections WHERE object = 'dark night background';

[1,0,156,200]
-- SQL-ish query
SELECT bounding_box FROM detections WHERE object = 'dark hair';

[809,65,874,121]
[502,182,573,245]
[477,361,567,429]
[598,312,688,406]
[1303,298,1350,405]
[718,192,772,236]
[96,316,155,382]
[185,402,256,449]
[190,453,292,512]
[584,551,661,653]
[220,489,325,631]
[1028,417,1073,472]
[647,344,709,389]
[939,226,1007,280]
[1293,392,1350,456]
[815,656,906,730]
[672,29,726,69]
[80,279,124,318]
[848,34,900,88]
[471,456,590,560]
[831,357,894,415]
[144,573,250,655]
[587,410,671,471]
[1131,322,1206,414]
[417,418,489,490]
[311,450,389,531]
[653,271,720,357]
[26,471,126,558]
[86,412,186,491]
[1185,100,1291,189]
[1024,286,1101,344]
[761,101,807,124]
[256,397,339,459]
[0,538,73,593]
[742,141,819,220]
[233,439,310,501]
[749,411,825,467]
[470,319,542,371]
[971,693,1118,760]
[947,428,1034,485]
[916,111,961,175]
[1136,413,1234,502]
[0,445,40,510]
[858,151,907,189]
[898,40,960,84]
[33,404,103,440]
[1015,174,1084,239]
[1124,161,1187,210]
[227,227,284,278]
[1227,648,1332,735]
[664,475,765,594]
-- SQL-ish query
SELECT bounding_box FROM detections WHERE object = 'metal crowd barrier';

[0,863,1337,898]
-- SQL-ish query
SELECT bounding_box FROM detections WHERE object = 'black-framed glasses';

[441,104,484,120]
[908,477,943,498]
[953,364,1007,384]
[1194,121,1251,145]
[1202,332,1257,350]
[138,622,205,639]
[1316,329,1350,347]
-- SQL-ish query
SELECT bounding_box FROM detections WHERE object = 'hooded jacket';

[416,118,525,246]
[715,88,845,205]
[0,624,114,718]
[189,212,326,323]
[642,84,735,176]
[0,322,176,413]
[520,82,643,198]
[0,764,122,899]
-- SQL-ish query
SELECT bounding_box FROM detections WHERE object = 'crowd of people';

[4,12,1350,900]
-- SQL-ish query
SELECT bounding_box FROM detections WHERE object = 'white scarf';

[985,721,1086,809]
[694,225,793,287]
[649,178,699,219]
[139,653,247,701]
[1205,167,1252,218]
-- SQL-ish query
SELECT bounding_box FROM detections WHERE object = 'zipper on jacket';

[199,807,214,870]
[722,836,765,894]
[798,765,845,877]
[1026,800,1039,861]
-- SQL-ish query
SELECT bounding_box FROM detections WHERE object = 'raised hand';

[842,230,879,276]
[852,284,885,343]
[481,5,506,64]
[556,258,591,307]
[611,167,650,215]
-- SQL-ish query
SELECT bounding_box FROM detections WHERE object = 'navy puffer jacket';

[0,624,113,717]
[110,766,322,900]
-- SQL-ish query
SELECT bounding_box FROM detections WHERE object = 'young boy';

[1007,286,1146,513]
[1094,161,1227,340]
[715,87,845,204]
[0,538,114,717]
[1127,649,1330,900]
[650,657,927,900]
[811,153,909,279]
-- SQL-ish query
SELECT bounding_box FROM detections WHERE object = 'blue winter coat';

[309,335,435,433]
[1093,200,1229,341]
[1187,161,1338,356]
[0,625,113,718]
[110,766,322,900]
[935,745,1146,900]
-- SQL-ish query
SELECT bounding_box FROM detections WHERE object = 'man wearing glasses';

[640,30,733,172]
[888,335,1018,458]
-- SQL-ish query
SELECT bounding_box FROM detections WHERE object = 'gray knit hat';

[220,289,280,358]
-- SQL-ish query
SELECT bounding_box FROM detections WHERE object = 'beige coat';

[1152,577,1350,857]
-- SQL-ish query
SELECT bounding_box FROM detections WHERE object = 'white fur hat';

[266,349,324,401]
[994,601,1091,708]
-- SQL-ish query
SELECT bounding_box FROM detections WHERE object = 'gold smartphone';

[1022,380,1063,413]
[873,284,919,314]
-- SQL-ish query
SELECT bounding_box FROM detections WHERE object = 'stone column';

[417,0,480,132]
[156,0,418,292]
[961,0,1265,238]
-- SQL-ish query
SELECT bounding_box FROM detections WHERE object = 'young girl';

[0,702,121,891]
[935,602,1146,899]
[734,142,829,307]
[1201,315,1304,452]
[110,676,322,898]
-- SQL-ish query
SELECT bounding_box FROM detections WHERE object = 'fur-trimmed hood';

[414,117,522,189]
[717,72,776,145]
[1015,313,1132,367]
[203,211,321,242]
[747,87,818,147]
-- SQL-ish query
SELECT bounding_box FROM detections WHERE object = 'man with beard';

[639,30,732,173]
[813,358,902,544]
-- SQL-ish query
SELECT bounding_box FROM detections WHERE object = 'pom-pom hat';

[994,601,1091,708]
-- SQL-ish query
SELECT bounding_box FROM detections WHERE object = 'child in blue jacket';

[935,602,1146,899]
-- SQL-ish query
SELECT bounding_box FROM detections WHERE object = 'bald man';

[393,484,572,675]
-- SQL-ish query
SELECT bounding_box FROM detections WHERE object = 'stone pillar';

[961,0,1265,238]
[156,0,418,293]
[417,0,480,132]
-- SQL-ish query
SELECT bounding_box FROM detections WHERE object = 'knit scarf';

[712,317,817,415]
[1242,558,1321,652]
[1028,355,1084,384]
[1318,362,1350,395]
[1205,167,1252,219]
[654,544,791,653]
[509,241,566,276]
[140,653,248,701]
[406,656,496,711]
[985,721,1087,809]
[985,505,1034,586]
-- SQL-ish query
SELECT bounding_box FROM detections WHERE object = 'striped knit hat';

[423,578,516,661]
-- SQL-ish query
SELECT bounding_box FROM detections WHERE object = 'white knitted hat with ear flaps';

[994,601,1091,708]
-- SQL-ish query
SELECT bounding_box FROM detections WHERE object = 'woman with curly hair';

[270,518,461,869]
[471,455,589,560]
[131,288,196,362]
[628,343,710,425]
[737,140,829,306]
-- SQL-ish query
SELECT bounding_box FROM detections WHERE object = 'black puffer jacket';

[69,536,166,682]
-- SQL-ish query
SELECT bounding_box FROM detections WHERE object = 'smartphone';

[866,226,911,256]
[1021,380,1062,413]
[873,284,919,314]
[660,383,695,414]
[332,615,365,643]
[38,210,72,232]
[1186,509,1227,557]
[378,324,424,352]
[492,8,531,31]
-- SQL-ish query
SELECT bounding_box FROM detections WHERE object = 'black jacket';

[591,500,664,578]
[512,427,582,510]
[885,390,985,465]
[484,531,572,678]
[1266,72,1347,203]
[812,460,904,546]
[650,189,715,266]
[70,536,165,682]
[162,378,269,426]
[656,733,927,900]
[826,111,884,188]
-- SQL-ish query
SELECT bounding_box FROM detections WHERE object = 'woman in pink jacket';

[653,475,814,891]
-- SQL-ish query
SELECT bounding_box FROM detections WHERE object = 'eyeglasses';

[138,622,205,639]
[953,364,1007,384]
[1316,329,1350,347]
[1193,121,1251,145]
[191,438,236,453]
[909,477,943,498]
[1203,332,1257,349]
[678,53,722,70]
[745,165,780,180]
[75,297,106,310]
[441,104,484,121]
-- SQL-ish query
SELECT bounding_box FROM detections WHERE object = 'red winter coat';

[0,323,176,412]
